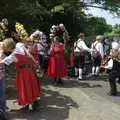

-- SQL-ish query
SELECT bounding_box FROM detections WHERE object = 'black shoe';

[32,100,40,111]
[0,110,8,120]
[107,92,117,96]
[20,105,29,112]
[95,74,99,77]
[57,78,64,85]
[78,78,82,81]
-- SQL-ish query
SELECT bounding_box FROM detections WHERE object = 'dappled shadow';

[41,76,91,88]
[8,88,79,120]
[41,76,104,89]
[114,92,120,97]
[86,74,109,81]
[88,84,102,88]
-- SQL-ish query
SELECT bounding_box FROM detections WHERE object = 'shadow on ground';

[41,76,103,89]
[8,88,79,120]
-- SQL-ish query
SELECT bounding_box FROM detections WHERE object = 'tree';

[85,17,112,36]
[0,0,119,38]
[105,24,120,37]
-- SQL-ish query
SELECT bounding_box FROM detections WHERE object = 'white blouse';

[104,58,113,69]
[74,39,91,53]
[2,42,31,65]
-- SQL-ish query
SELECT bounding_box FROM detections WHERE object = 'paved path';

[6,76,120,120]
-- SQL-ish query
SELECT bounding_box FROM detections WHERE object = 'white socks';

[92,66,100,75]
[78,68,82,79]
[29,104,33,110]
[95,66,100,75]
[75,68,78,76]
[92,67,95,75]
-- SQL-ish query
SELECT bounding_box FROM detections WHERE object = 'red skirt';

[16,67,41,105]
[47,53,67,78]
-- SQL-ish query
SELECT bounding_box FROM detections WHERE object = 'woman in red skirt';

[2,37,41,111]
[48,36,67,85]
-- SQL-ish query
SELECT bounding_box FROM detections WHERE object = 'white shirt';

[91,41,104,58]
[74,39,91,52]
[2,42,31,65]
[104,58,113,69]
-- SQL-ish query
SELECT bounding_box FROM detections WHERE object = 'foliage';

[0,0,119,40]
[85,17,112,36]
[105,24,120,37]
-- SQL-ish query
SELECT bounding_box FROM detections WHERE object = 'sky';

[86,7,120,25]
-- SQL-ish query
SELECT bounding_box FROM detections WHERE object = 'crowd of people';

[0,18,120,119]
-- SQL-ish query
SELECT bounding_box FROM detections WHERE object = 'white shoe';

[5,107,12,112]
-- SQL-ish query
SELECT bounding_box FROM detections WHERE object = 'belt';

[19,64,32,69]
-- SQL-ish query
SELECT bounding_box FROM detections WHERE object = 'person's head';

[111,41,119,50]
[26,37,34,46]
[51,25,57,34]
[59,23,65,32]
[78,33,85,40]
[110,49,119,59]
[40,33,46,42]
[2,38,16,52]
[50,33,54,41]
[96,35,103,42]
[11,32,20,43]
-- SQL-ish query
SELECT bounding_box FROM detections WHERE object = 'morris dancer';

[0,38,15,119]
[101,45,120,96]
[30,30,48,75]
[74,33,91,80]
[48,25,67,85]
[91,35,104,76]
[1,23,41,111]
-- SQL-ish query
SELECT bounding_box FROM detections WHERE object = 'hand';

[100,65,105,68]
[0,60,4,64]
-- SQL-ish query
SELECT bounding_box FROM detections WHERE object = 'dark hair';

[77,33,84,39]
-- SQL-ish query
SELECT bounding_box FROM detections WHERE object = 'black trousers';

[74,54,85,69]
[38,55,49,71]
[108,71,120,94]
[92,55,101,67]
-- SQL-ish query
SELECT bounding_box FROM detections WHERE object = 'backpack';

[92,42,100,58]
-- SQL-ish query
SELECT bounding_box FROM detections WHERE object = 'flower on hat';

[2,18,8,26]
[15,22,28,40]
[0,29,5,41]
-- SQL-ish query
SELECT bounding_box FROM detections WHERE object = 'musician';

[102,44,120,96]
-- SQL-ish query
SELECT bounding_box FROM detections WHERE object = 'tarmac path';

[6,75,120,120]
